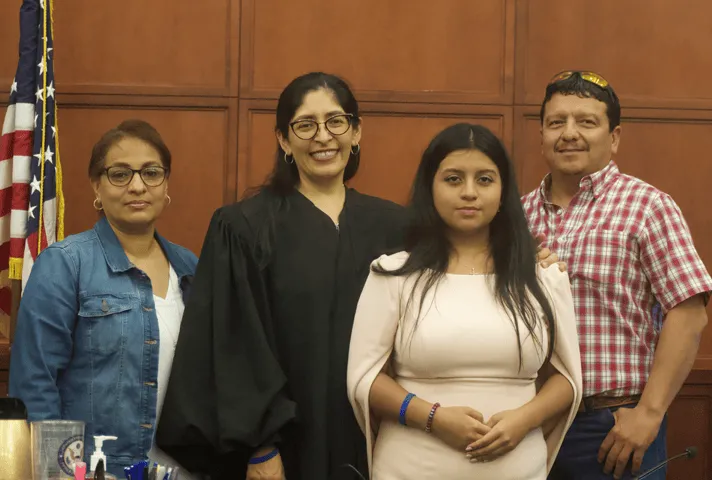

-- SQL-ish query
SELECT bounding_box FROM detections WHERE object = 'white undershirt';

[147,265,195,478]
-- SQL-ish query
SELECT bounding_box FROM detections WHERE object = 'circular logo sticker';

[57,435,84,476]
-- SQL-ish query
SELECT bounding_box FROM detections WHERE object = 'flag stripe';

[10,237,25,259]
[11,155,31,183]
[0,240,9,272]
[11,183,30,211]
[0,188,11,218]
[0,134,13,161]
[0,161,11,190]
[13,130,34,159]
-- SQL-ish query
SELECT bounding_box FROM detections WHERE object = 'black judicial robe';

[155,188,406,480]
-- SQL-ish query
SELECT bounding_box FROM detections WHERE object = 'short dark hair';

[88,119,172,180]
[539,72,621,132]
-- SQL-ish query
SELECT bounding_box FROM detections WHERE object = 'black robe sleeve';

[155,206,297,476]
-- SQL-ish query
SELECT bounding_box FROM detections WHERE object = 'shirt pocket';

[78,293,136,356]
[569,229,638,289]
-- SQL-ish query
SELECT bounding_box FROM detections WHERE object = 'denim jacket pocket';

[78,293,136,355]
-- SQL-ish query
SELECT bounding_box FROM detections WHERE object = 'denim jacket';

[9,216,198,476]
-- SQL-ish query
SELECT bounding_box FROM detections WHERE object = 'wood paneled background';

[1,0,710,476]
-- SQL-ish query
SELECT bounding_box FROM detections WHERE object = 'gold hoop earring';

[93,198,103,211]
[351,144,360,155]
[284,152,294,164]
[166,195,172,206]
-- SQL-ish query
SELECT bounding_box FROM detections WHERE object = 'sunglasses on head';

[548,70,609,88]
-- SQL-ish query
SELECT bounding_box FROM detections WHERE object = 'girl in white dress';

[347,123,583,479]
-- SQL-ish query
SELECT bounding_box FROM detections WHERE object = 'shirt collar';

[537,160,620,203]
[93,216,193,278]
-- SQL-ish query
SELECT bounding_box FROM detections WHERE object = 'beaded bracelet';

[425,402,440,433]
[399,392,416,425]
[248,448,279,464]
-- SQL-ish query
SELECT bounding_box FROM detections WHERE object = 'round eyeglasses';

[103,166,169,187]
[289,113,354,140]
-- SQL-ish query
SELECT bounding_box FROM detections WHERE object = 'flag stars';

[30,176,41,195]
[35,87,44,103]
[47,82,55,99]
[44,146,54,164]
[51,126,57,138]
[10,80,17,94]
[38,59,45,75]
[28,204,37,220]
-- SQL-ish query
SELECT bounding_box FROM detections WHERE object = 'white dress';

[347,252,582,480]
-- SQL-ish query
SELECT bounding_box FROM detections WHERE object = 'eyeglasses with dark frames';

[103,165,169,187]
[289,113,354,140]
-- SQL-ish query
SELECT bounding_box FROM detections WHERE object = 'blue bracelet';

[249,448,279,464]
[399,392,416,425]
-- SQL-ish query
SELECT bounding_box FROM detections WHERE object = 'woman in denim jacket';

[9,119,198,477]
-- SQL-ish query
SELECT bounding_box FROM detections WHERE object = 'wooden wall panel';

[0,369,7,397]
[513,107,712,368]
[56,104,230,256]
[240,0,515,104]
[52,0,240,96]
[237,100,511,203]
[667,370,712,478]
[0,0,21,93]
[515,0,712,109]
[349,105,511,204]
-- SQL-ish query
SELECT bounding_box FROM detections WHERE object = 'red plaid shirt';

[522,161,712,397]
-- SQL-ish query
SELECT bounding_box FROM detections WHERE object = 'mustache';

[555,138,590,152]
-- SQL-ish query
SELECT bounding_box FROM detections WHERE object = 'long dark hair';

[375,123,556,367]
[245,72,361,267]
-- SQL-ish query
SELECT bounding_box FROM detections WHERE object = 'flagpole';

[36,0,49,254]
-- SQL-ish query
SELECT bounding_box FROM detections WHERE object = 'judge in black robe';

[155,186,406,480]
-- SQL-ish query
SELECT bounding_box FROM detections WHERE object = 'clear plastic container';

[30,420,84,480]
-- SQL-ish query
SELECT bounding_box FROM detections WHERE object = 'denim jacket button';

[142,306,153,312]
[145,340,157,345]
[140,423,152,429]
[101,299,109,313]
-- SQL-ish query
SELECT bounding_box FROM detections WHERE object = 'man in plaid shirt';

[522,71,712,479]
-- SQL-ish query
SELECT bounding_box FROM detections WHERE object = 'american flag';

[0,0,64,317]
